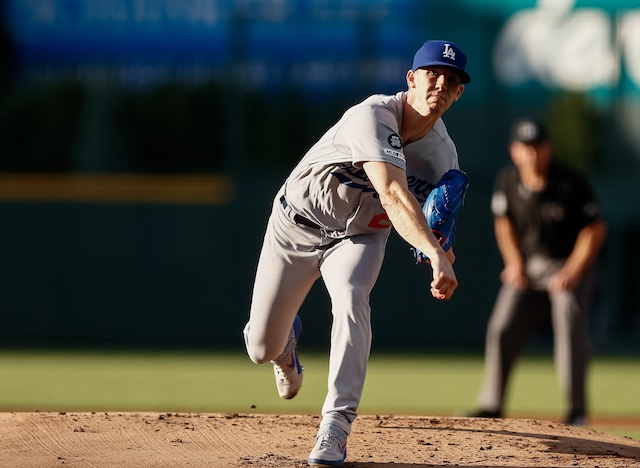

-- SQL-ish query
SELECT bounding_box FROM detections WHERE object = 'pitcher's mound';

[1,412,639,467]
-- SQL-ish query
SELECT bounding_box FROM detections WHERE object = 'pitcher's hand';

[429,254,458,300]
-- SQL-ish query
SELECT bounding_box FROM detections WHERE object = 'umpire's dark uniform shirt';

[491,160,603,260]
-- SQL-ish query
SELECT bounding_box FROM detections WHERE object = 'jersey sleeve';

[573,173,604,225]
[335,104,406,170]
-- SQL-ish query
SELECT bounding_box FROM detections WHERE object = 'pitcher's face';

[407,67,464,116]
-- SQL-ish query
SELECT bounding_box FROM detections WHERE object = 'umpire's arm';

[494,215,528,289]
[549,219,607,293]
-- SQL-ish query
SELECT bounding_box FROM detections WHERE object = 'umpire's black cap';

[510,117,549,145]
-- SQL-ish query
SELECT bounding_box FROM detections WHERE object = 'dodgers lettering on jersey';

[283,91,460,237]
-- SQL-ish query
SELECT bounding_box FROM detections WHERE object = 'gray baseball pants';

[477,255,595,416]
[244,189,389,433]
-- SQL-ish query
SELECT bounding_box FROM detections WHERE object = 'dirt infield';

[0,412,639,467]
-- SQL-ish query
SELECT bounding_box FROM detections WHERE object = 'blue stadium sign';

[4,0,424,92]
[4,0,640,95]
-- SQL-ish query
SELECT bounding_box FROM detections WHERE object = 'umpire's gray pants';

[477,255,595,416]
[244,190,389,434]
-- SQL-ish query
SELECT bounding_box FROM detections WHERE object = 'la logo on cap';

[443,43,456,61]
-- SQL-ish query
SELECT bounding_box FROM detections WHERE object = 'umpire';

[471,117,607,426]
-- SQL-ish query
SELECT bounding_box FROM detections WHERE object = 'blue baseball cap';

[412,40,471,84]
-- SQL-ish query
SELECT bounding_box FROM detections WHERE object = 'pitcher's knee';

[246,336,283,364]
[248,353,271,365]
[243,321,292,363]
[244,335,274,363]
[244,325,272,364]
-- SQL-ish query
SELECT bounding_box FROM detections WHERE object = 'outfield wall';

[0,168,636,352]
[0,0,639,351]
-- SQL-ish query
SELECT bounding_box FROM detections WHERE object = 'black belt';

[280,196,321,230]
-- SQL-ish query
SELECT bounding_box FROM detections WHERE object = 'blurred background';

[0,0,638,355]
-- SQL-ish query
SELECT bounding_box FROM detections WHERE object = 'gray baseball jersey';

[283,91,460,238]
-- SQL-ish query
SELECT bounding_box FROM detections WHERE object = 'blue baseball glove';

[412,169,469,264]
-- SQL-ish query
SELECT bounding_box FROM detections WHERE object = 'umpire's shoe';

[271,315,303,399]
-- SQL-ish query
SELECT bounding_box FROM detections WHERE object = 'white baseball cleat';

[271,315,303,399]
[307,423,348,467]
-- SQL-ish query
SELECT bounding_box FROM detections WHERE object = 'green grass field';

[0,349,638,440]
